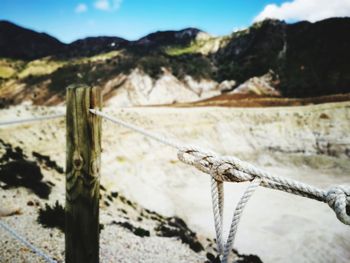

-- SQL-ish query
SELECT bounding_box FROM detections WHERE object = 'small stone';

[0,206,22,217]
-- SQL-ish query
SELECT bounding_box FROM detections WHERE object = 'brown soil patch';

[168,93,350,107]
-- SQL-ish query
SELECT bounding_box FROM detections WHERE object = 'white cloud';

[94,0,122,11]
[94,0,109,10]
[254,0,350,22]
[75,3,88,13]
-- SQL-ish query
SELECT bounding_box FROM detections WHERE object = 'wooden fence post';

[65,84,102,263]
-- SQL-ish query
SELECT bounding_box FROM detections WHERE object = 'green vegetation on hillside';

[0,59,26,79]
[0,65,15,78]
[18,58,65,79]
[164,36,230,57]
[164,45,199,56]
[11,37,215,91]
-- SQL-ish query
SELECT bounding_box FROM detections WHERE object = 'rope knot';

[210,158,254,183]
[326,186,350,225]
[178,147,255,183]
[177,146,217,174]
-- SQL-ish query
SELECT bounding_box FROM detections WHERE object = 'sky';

[0,0,350,43]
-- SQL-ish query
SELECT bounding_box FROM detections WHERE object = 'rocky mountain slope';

[0,18,350,107]
[0,21,65,60]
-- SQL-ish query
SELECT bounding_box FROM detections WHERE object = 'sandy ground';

[0,187,207,263]
[0,101,350,262]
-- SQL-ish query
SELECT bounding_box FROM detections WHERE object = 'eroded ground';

[0,101,350,262]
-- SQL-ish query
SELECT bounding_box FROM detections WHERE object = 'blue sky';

[0,0,349,43]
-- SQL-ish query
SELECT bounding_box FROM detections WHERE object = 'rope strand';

[221,178,261,263]
[0,113,65,126]
[211,178,225,254]
[0,220,57,263]
[90,109,181,150]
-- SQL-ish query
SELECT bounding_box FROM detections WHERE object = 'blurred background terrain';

[0,17,350,107]
[1,1,350,262]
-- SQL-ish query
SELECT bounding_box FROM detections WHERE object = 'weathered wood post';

[65,84,102,263]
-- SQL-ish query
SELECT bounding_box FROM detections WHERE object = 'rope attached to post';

[89,109,181,149]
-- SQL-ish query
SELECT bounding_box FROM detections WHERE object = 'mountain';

[67,36,129,57]
[0,21,207,59]
[134,28,206,46]
[0,20,65,60]
[282,18,350,97]
[0,18,350,107]
[214,18,350,97]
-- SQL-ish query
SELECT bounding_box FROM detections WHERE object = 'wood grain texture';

[65,84,102,263]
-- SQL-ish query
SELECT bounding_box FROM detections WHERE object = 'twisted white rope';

[90,109,181,150]
[0,113,65,126]
[90,110,350,262]
[0,220,57,263]
[221,178,261,263]
[177,147,350,225]
[211,178,224,254]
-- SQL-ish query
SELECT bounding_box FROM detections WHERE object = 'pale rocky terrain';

[104,68,224,107]
[231,71,280,97]
[0,101,349,262]
[105,69,279,107]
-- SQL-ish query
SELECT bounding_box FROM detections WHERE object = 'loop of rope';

[91,110,350,224]
[326,186,350,225]
[210,177,261,262]
[178,147,350,226]
[221,177,261,263]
